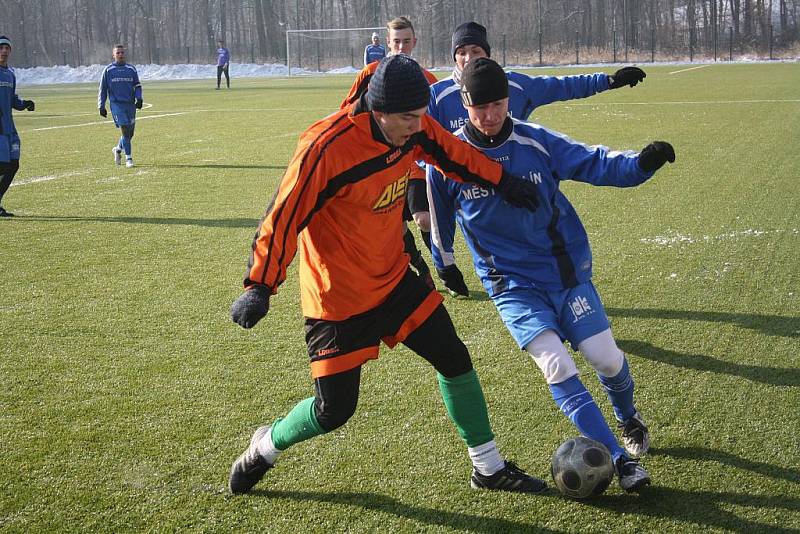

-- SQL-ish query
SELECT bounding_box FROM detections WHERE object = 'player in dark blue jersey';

[429,58,676,492]
[0,36,35,217]
[216,40,230,90]
[424,22,647,298]
[98,44,143,168]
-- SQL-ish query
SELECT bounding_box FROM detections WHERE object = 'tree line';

[1,0,798,68]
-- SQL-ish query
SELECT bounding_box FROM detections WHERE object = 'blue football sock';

[121,136,132,157]
[597,357,636,423]
[550,375,626,462]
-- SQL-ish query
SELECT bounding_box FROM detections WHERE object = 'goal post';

[285,27,385,75]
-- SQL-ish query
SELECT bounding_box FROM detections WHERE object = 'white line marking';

[23,112,186,132]
[10,170,92,187]
[668,65,710,74]
[565,98,800,107]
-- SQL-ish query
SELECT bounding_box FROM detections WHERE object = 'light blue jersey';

[428,118,652,295]
[98,62,142,109]
[0,65,26,161]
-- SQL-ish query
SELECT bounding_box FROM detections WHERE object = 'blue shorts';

[110,103,136,127]
[492,281,610,350]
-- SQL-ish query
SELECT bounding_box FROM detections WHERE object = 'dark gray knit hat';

[0,36,11,48]
[460,57,508,107]
[367,54,430,113]
[452,22,490,60]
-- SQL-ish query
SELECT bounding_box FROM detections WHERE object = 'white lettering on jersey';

[460,185,493,201]
[448,116,468,131]
[529,171,543,184]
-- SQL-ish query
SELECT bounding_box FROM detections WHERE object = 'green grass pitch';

[1,63,798,532]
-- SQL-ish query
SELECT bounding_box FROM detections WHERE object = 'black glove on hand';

[230,284,271,329]
[609,66,646,89]
[99,108,107,118]
[638,141,676,173]
[24,100,35,111]
[437,265,470,298]
[135,98,143,109]
[496,173,540,212]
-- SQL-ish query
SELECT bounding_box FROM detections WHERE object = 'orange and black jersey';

[245,99,506,321]
[340,60,439,110]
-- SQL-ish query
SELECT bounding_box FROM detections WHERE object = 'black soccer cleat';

[229,426,274,494]
[470,460,548,493]
[615,456,651,492]
[617,411,650,457]
[0,206,14,217]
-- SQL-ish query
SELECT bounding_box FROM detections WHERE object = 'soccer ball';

[551,436,614,499]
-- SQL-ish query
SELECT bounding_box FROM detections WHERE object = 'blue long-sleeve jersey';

[428,118,653,295]
[364,44,386,66]
[217,47,230,67]
[0,65,26,161]
[98,62,142,109]
[428,70,610,133]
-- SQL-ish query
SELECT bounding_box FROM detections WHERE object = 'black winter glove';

[230,284,271,329]
[24,100,35,111]
[609,67,646,89]
[496,173,540,212]
[638,141,676,173]
[437,265,470,298]
[135,98,143,109]
[99,108,108,118]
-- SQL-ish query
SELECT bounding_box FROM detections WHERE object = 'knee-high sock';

[270,397,326,451]
[437,369,494,448]
[550,375,625,461]
[597,357,635,422]
[121,136,132,157]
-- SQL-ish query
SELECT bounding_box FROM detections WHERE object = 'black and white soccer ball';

[551,436,614,499]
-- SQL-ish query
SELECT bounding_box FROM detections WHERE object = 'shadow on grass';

[139,163,285,170]
[617,339,800,387]
[16,215,259,229]
[608,307,799,338]
[586,486,800,533]
[256,489,565,533]
[652,446,800,484]
[437,289,492,302]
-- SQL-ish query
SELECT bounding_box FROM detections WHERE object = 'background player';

[98,44,143,168]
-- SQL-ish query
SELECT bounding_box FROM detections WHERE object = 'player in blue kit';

[428,58,676,491]
[424,22,647,298]
[98,44,143,168]
[0,36,35,217]
[216,40,230,90]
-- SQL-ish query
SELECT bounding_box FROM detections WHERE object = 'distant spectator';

[363,32,386,66]
[216,40,230,89]
[0,35,36,217]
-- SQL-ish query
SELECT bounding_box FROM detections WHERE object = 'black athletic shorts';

[305,268,443,378]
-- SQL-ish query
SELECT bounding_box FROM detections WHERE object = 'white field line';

[640,228,798,247]
[10,170,93,187]
[23,112,186,132]
[565,98,800,106]
[668,65,710,74]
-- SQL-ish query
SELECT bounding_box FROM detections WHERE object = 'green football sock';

[437,369,495,448]
[270,397,326,451]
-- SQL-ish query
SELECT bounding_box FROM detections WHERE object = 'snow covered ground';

[13,57,796,86]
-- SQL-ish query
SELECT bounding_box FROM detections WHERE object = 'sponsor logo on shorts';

[317,347,339,357]
[569,295,595,323]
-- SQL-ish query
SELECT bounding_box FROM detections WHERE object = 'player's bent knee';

[412,212,431,232]
[314,397,358,432]
[577,329,624,377]
[525,330,579,384]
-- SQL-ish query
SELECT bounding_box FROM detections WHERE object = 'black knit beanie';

[0,36,11,48]
[460,57,508,107]
[367,54,431,113]
[451,22,490,60]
